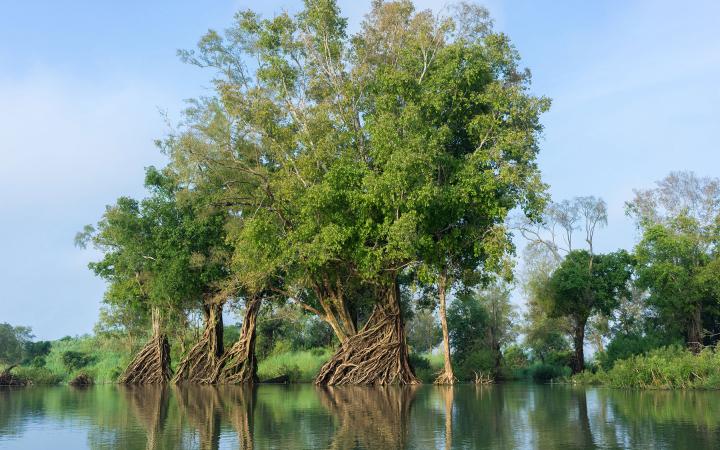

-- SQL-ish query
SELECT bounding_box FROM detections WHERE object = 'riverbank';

[572,345,720,389]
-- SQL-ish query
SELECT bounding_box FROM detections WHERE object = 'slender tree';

[544,250,634,373]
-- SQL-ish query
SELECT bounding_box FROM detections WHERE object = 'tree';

[544,250,634,373]
[165,0,548,385]
[406,308,442,354]
[475,283,517,373]
[78,167,231,384]
[0,323,33,365]
[627,171,720,353]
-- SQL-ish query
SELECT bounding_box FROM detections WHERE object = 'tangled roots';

[213,297,262,384]
[173,303,224,384]
[315,301,420,385]
[119,334,172,384]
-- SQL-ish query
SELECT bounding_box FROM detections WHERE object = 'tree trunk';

[688,305,703,354]
[173,302,224,384]
[572,316,586,374]
[212,297,262,384]
[434,272,455,384]
[119,307,173,384]
[315,280,420,385]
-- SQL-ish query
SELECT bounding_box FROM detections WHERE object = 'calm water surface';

[1,383,719,449]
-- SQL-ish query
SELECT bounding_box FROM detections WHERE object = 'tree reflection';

[319,385,418,449]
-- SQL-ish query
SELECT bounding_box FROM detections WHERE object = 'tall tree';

[166,0,548,385]
[544,250,634,373]
[627,171,720,353]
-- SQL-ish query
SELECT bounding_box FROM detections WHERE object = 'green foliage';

[528,362,571,382]
[45,335,131,383]
[447,294,489,363]
[10,366,62,385]
[597,332,677,370]
[61,351,94,372]
[545,250,634,321]
[22,341,51,365]
[406,309,441,353]
[575,345,720,389]
[0,323,33,365]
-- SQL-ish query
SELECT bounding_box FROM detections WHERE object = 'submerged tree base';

[213,297,261,384]
[173,303,224,384]
[119,334,172,384]
[315,299,420,385]
[434,370,457,385]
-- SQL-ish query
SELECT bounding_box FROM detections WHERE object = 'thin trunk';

[572,316,586,374]
[435,272,455,384]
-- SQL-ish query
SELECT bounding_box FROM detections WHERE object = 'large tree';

[627,171,720,353]
[166,0,548,385]
[544,249,634,373]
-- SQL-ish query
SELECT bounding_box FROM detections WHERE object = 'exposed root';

[318,385,418,449]
[212,297,261,384]
[173,303,224,384]
[434,370,457,385]
[118,334,172,384]
[69,373,94,387]
[0,365,26,386]
[315,292,420,385]
[473,371,494,384]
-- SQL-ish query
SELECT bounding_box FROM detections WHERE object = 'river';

[1,383,718,449]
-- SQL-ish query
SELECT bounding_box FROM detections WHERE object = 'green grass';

[573,345,720,389]
[257,348,334,382]
[42,335,131,384]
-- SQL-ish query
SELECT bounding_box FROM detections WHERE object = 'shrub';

[61,351,94,371]
[455,349,496,381]
[12,366,62,385]
[528,362,571,382]
[573,345,720,389]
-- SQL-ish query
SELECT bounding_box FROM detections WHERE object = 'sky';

[1,0,718,340]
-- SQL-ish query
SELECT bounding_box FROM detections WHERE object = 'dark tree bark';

[572,315,587,374]
[212,297,262,384]
[688,305,703,354]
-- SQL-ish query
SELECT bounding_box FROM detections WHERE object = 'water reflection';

[2,384,720,449]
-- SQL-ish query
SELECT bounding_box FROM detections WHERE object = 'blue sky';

[1,0,718,340]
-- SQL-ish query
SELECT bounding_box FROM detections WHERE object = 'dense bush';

[11,366,63,385]
[574,345,720,389]
[597,332,676,370]
[61,351,94,371]
[529,362,571,382]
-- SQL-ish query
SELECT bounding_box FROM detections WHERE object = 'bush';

[597,332,674,370]
[455,349,496,381]
[12,366,62,385]
[61,351,94,371]
[573,345,720,389]
[257,348,333,382]
[528,362,571,382]
[409,353,434,382]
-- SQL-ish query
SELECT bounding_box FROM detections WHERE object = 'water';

[1,383,719,449]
